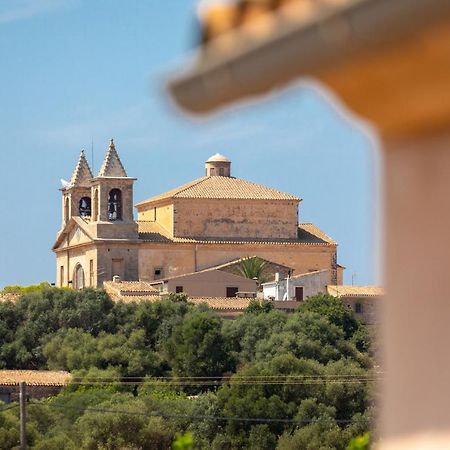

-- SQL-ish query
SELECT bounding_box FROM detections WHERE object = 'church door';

[74,265,85,289]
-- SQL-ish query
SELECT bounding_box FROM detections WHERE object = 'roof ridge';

[136,177,209,206]
[172,176,210,198]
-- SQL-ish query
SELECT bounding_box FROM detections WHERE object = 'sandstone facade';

[53,145,342,288]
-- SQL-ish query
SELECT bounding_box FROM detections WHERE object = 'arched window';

[73,264,84,289]
[64,197,70,223]
[79,197,91,218]
[108,189,122,221]
[92,189,98,221]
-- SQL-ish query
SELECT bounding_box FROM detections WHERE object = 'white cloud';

[0,0,76,25]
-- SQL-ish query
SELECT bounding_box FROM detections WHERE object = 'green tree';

[237,256,267,283]
[245,299,274,314]
[297,294,359,339]
[164,311,231,377]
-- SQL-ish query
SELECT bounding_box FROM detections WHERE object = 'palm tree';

[236,256,267,284]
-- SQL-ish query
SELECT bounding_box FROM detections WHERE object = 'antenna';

[91,137,94,174]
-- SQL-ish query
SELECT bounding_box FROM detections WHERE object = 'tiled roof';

[137,222,335,246]
[298,223,336,245]
[189,296,251,310]
[327,285,384,298]
[103,281,159,301]
[0,370,71,386]
[0,293,21,303]
[136,176,300,205]
[105,288,251,311]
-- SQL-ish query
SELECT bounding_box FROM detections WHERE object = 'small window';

[60,265,64,287]
[295,286,304,301]
[176,286,183,293]
[219,167,224,176]
[355,303,363,314]
[226,287,239,298]
[89,259,94,287]
[154,268,163,280]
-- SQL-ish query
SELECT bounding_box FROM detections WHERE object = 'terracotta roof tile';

[327,285,384,298]
[0,293,21,303]
[137,222,335,246]
[186,296,252,310]
[0,370,71,386]
[136,176,300,205]
[103,281,159,301]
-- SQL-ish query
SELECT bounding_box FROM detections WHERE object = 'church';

[53,140,343,289]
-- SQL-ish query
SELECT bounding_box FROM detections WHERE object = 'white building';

[262,269,329,301]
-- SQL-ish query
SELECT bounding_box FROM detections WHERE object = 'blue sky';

[0,0,380,288]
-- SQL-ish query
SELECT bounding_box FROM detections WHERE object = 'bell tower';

[90,139,138,239]
[61,150,93,227]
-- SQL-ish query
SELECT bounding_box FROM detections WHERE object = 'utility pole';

[19,381,27,450]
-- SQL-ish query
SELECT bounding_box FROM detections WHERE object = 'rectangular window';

[154,267,163,280]
[60,266,64,287]
[355,303,363,314]
[89,260,94,287]
[219,167,224,176]
[154,207,157,221]
[176,286,184,293]
[295,286,304,301]
[226,287,239,298]
[112,259,124,279]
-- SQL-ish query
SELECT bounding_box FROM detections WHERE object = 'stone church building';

[53,140,342,289]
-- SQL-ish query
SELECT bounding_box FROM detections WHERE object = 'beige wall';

[55,245,97,288]
[137,202,174,235]
[173,198,299,239]
[341,296,378,325]
[138,242,336,281]
[55,240,139,288]
[164,269,257,297]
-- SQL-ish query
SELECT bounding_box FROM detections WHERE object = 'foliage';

[347,432,371,450]
[172,432,194,450]
[1,282,51,294]
[164,310,232,377]
[236,256,267,283]
[167,292,189,303]
[0,289,374,449]
[245,299,274,314]
[297,294,359,339]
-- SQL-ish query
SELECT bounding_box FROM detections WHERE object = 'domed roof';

[206,153,230,163]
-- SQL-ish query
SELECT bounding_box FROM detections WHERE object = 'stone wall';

[173,198,298,239]
[138,242,335,281]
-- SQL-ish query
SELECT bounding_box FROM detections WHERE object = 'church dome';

[205,153,231,177]
[206,153,230,163]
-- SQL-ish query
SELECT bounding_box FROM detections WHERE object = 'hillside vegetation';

[0,287,374,449]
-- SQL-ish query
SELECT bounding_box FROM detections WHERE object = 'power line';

[31,401,371,425]
[0,404,18,413]
[65,379,379,386]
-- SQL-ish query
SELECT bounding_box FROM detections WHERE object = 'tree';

[297,294,359,339]
[245,299,274,315]
[237,256,267,283]
[164,311,231,377]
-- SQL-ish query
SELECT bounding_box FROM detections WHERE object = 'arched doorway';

[73,264,85,289]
